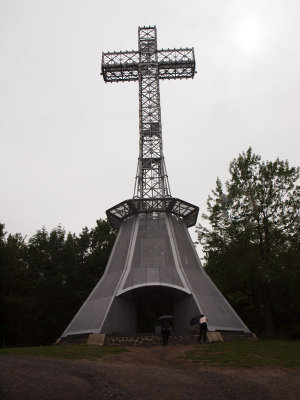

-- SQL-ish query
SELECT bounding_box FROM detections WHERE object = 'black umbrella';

[190,315,201,325]
[158,315,174,320]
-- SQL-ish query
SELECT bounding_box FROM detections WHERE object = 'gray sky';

[1,0,299,246]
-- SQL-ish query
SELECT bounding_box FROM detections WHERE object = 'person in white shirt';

[198,314,208,343]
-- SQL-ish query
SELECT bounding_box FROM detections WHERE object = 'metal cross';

[101,26,195,200]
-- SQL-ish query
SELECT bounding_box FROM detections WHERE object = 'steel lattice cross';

[101,26,195,200]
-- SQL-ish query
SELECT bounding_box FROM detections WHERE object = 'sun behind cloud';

[235,20,260,50]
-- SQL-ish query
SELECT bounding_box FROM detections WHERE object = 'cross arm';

[101,47,196,82]
[157,48,196,80]
[101,50,139,82]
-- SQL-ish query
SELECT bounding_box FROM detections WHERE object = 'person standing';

[198,314,208,343]
[161,321,170,345]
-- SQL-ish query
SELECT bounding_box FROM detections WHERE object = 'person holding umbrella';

[158,315,173,345]
[198,314,208,344]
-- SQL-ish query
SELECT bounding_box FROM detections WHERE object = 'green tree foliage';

[0,220,116,347]
[196,148,300,335]
[0,226,31,346]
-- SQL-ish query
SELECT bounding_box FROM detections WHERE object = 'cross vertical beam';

[135,26,170,199]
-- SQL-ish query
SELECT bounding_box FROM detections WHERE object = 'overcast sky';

[1,0,299,247]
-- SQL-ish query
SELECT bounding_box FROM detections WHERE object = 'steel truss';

[102,50,195,82]
[106,198,198,229]
[102,26,198,227]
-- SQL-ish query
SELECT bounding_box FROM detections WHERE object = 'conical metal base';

[61,213,249,338]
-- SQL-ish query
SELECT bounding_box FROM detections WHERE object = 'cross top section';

[102,26,198,229]
[102,26,195,83]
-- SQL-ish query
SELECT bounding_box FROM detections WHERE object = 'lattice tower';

[102,26,198,228]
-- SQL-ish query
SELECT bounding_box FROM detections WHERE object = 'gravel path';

[1,346,299,400]
[0,355,133,400]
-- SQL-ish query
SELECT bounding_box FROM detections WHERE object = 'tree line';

[0,220,116,347]
[1,148,299,346]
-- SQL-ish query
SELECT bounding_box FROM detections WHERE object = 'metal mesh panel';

[62,217,135,336]
[173,294,199,331]
[170,215,199,270]
[159,267,175,285]
[133,268,147,285]
[170,215,250,332]
[196,295,243,329]
[123,214,184,289]
[66,297,111,333]
[182,269,219,296]
[146,267,160,282]
[101,297,137,333]
[90,272,121,299]
[105,217,135,272]
[89,217,135,300]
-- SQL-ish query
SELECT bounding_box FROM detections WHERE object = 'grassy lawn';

[0,344,128,361]
[182,340,300,368]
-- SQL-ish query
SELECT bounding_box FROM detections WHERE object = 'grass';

[1,340,299,368]
[0,344,128,361]
[182,340,300,368]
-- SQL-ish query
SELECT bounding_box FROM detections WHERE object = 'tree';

[197,148,300,335]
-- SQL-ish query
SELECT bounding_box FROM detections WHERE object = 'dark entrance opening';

[133,286,175,333]
[119,285,193,333]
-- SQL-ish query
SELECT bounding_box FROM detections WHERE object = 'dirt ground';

[1,345,299,400]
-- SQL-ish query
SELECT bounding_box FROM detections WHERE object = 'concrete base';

[206,332,223,343]
[58,331,255,346]
[87,333,106,346]
[102,333,216,346]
